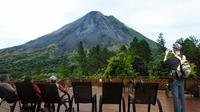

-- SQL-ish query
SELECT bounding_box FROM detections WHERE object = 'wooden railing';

[35,76,200,91]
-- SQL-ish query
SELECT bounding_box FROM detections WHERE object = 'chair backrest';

[72,82,93,103]
[102,82,123,104]
[44,83,60,103]
[37,83,48,101]
[15,82,40,104]
[134,83,159,105]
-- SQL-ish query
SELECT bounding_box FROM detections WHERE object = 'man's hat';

[173,43,182,50]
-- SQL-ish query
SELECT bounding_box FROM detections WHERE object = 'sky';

[0,0,200,49]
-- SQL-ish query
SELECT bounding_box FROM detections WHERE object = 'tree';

[75,41,88,76]
[157,33,166,55]
[88,45,101,75]
[149,55,169,78]
[131,56,149,76]
[120,45,127,52]
[88,45,112,75]
[128,37,139,55]
[100,47,112,71]
[57,63,67,77]
[138,39,152,63]
[104,52,134,77]
[128,38,152,63]
[57,54,70,77]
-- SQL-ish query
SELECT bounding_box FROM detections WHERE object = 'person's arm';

[33,84,42,96]
[6,83,16,93]
[58,84,68,94]
[163,50,170,62]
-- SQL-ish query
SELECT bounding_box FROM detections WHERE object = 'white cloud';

[0,0,200,49]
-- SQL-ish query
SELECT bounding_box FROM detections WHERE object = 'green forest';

[0,34,200,80]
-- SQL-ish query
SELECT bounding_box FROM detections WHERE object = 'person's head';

[0,69,10,83]
[172,43,182,54]
[0,75,10,83]
[24,76,33,83]
[0,68,8,74]
[49,75,57,83]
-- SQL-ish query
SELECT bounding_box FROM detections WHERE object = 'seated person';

[23,76,41,97]
[49,76,69,111]
[22,76,42,111]
[49,76,69,96]
[0,72,18,105]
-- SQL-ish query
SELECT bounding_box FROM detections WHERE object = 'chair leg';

[36,101,41,112]
[18,101,22,110]
[70,98,73,112]
[77,102,79,112]
[92,102,94,112]
[128,96,130,112]
[95,99,97,112]
[48,103,51,112]
[132,103,136,112]
[93,95,97,112]
[119,104,121,112]
[148,104,151,112]
[32,103,37,112]
[53,104,56,112]
[63,102,69,112]
[122,97,125,112]
[57,104,61,112]
[156,98,163,112]
[99,99,102,112]
[10,101,17,112]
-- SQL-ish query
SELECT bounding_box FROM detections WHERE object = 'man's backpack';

[176,55,191,78]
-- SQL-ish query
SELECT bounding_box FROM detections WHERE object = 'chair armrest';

[129,93,134,98]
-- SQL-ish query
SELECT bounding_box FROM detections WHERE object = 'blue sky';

[0,0,200,49]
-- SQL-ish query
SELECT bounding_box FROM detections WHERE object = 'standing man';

[163,43,186,112]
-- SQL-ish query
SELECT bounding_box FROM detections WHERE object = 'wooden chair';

[37,83,48,102]
[128,82,162,112]
[99,82,125,112]
[72,82,97,112]
[44,83,72,112]
[15,82,41,112]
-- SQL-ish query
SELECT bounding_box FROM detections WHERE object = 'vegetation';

[104,52,134,77]
[0,35,200,79]
[157,33,166,55]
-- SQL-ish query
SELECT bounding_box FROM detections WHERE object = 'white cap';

[49,75,57,81]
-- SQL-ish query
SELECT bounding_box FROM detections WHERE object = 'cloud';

[0,0,200,49]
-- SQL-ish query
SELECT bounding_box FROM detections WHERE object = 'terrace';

[1,77,200,112]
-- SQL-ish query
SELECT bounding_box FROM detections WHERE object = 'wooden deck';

[0,87,200,112]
